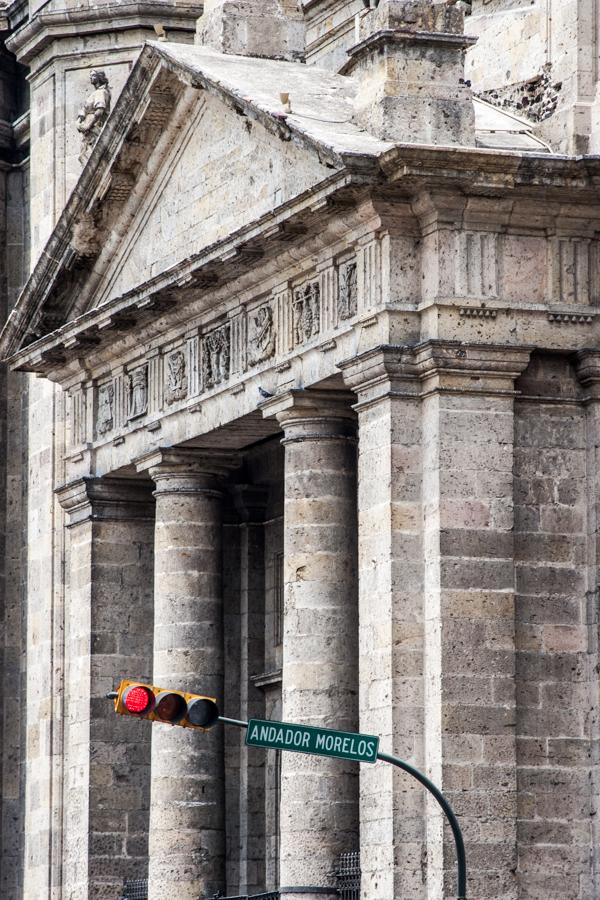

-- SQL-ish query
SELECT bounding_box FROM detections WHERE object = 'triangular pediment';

[2,41,390,363]
[85,89,336,312]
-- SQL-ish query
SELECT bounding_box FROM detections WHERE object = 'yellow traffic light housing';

[110,679,219,730]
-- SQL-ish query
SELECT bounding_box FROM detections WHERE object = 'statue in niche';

[128,366,148,419]
[203,326,230,388]
[77,69,112,164]
[248,305,275,365]
[293,281,320,346]
[97,382,114,435]
[165,350,188,404]
[338,261,358,321]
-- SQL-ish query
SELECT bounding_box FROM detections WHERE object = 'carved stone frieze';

[293,281,321,346]
[248,304,275,365]
[338,261,358,321]
[203,324,231,389]
[97,381,114,435]
[165,350,188,405]
[128,365,148,419]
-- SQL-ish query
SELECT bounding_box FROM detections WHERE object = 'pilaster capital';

[55,476,155,527]
[134,446,241,495]
[260,388,356,443]
[339,341,532,406]
[230,485,269,524]
[574,349,600,398]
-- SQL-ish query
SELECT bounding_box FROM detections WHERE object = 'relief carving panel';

[128,365,148,419]
[338,261,358,321]
[293,281,321,346]
[203,324,231,389]
[165,350,188,405]
[248,304,276,365]
[97,381,114,435]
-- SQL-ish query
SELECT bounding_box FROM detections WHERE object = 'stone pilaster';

[339,348,427,899]
[231,486,269,894]
[261,389,359,900]
[56,476,155,900]
[135,447,239,900]
[341,342,531,900]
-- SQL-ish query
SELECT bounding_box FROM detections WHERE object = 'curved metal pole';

[217,716,467,899]
[377,750,467,900]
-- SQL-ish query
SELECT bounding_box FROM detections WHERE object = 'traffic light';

[108,679,219,730]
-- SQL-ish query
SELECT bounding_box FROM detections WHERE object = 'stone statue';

[77,69,112,164]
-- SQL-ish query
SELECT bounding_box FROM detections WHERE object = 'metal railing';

[120,880,148,900]
[335,851,361,900]
[131,851,360,900]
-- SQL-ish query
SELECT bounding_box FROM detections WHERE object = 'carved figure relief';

[97,382,114,435]
[293,281,321,346]
[338,261,358,320]
[165,350,188,405]
[248,305,275,365]
[128,365,148,419]
[203,325,231,389]
[77,69,112,164]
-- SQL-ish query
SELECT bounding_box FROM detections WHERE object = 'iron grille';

[335,851,361,900]
[210,894,279,899]
[120,879,148,900]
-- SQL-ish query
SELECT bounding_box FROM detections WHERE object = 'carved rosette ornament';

[128,365,148,419]
[203,324,231,389]
[97,382,114,435]
[77,69,112,165]
[293,281,321,346]
[338,261,358,321]
[165,350,188,405]
[248,304,275,365]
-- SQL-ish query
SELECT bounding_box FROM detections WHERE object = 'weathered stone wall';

[514,355,595,900]
[467,0,597,153]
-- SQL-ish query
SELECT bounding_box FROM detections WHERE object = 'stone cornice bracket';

[55,475,155,527]
[134,446,242,495]
[574,349,600,400]
[339,341,532,406]
[260,388,357,444]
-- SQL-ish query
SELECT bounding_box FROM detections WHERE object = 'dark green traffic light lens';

[187,698,219,728]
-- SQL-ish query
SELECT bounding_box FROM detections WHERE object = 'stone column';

[136,447,239,900]
[341,342,531,900]
[56,476,155,900]
[261,389,359,900]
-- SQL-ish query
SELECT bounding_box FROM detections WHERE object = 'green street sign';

[246,718,379,764]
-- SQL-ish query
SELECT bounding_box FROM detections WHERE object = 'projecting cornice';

[6,2,203,65]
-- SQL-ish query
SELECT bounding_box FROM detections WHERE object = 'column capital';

[339,341,532,405]
[134,446,241,494]
[260,389,356,443]
[55,476,155,527]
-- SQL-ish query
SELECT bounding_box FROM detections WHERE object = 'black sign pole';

[217,715,467,900]
[376,750,467,900]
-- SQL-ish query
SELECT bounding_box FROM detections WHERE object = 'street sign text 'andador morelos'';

[246,718,379,764]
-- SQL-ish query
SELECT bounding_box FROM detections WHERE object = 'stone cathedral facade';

[1,0,600,898]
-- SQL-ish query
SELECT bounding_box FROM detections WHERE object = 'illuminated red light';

[124,685,154,715]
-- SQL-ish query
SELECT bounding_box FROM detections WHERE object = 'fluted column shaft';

[262,390,359,899]
[138,448,238,900]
